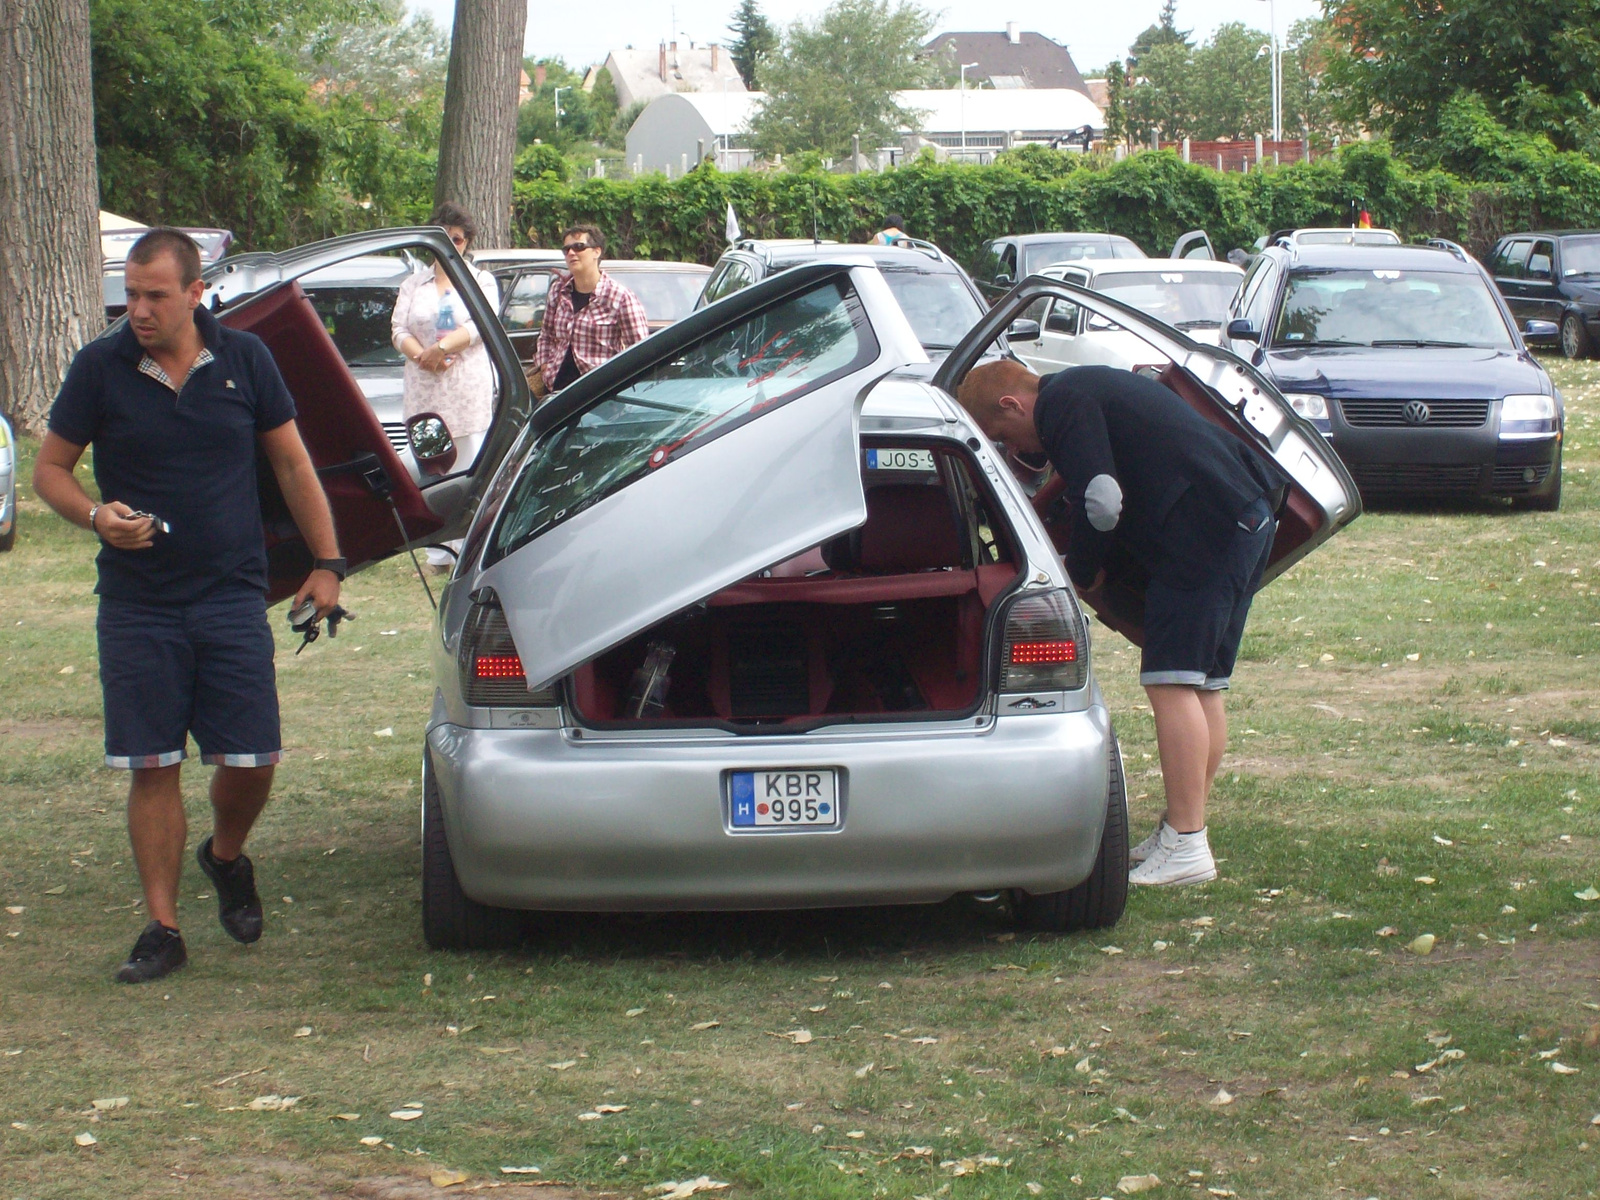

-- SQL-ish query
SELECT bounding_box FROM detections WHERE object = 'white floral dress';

[390,266,501,438]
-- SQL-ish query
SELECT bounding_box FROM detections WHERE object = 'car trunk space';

[566,443,1023,731]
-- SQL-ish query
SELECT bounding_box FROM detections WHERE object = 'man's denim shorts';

[1140,496,1276,691]
[96,588,282,769]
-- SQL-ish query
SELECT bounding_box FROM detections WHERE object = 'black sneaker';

[116,921,187,983]
[196,836,264,944]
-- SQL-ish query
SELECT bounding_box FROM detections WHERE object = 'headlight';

[1285,393,1329,421]
[1501,394,1555,422]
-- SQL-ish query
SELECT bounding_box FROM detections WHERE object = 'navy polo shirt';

[48,305,297,605]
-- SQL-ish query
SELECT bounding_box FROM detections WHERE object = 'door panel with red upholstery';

[221,282,445,601]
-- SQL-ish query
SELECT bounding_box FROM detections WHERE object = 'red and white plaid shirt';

[535,271,649,390]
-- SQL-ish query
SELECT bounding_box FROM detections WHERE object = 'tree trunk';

[0,0,101,435]
[435,0,527,249]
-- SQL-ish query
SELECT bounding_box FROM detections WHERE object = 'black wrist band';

[313,557,348,581]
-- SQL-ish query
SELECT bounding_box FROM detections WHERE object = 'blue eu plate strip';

[731,772,756,826]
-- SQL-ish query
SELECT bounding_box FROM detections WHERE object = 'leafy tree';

[748,0,939,161]
[1324,0,1600,156]
[1127,0,1191,69]
[1123,40,1196,142]
[1186,22,1271,141]
[518,58,601,150]
[1103,60,1129,146]
[726,0,776,90]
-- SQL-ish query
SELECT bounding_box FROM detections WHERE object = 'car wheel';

[1013,730,1129,932]
[421,750,524,950]
[1513,448,1562,512]
[1561,313,1594,360]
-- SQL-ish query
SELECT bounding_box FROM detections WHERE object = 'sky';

[408,0,1324,80]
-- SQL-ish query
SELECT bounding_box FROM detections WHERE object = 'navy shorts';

[96,588,282,769]
[1140,497,1276,692]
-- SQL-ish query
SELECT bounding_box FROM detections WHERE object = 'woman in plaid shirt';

[535,223,650,395]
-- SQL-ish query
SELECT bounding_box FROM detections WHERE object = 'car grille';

[728,622,809,719]
[381,421,409,454]
[1338,399,1490,428]
[1350,464,1484,496]
[1491,463,1553,493]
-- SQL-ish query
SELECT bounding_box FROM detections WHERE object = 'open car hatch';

[473,262,928,689]
[934,275,1361,644]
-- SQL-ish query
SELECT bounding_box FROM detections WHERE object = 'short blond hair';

[955,359,1040,426]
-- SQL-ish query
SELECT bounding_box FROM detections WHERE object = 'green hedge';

[510,139,1600,267]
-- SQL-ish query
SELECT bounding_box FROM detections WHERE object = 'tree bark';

[435,0,527,249]
[0,0,101,435]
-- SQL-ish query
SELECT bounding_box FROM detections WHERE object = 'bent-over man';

[956,361,1287,886]
[34,228,345,982]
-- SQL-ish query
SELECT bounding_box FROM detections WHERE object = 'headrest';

[856,484,964,572]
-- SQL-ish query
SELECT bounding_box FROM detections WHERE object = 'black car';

[1486,230,1600,359]
[970,232,1145,303]
[697,238,990,359]
[1225,242,1564,509]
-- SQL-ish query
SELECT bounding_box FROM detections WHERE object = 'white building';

[624,88,1104,174]
[601,41,747,111]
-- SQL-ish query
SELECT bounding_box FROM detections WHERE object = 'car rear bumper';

[426,708,1112,911]
[1328,424,1560,500]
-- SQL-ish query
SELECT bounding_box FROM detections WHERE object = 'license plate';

[730,769,839,829]
[865,448,935,472]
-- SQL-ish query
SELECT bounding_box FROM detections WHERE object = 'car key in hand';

[288,600,353,654]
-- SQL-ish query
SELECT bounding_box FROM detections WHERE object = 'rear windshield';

[1273,268,1513,349]
[1024,240,1139,273]
[1091,270,1241,330]
[1295,230,1401,246]
[1563,236,1600,277]
[490,279,877,562]
[303,286,403,366]
[608,269,707,323]
[879,269,983,349]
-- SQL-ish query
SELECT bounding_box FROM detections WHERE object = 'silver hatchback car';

[190,229,1356,949]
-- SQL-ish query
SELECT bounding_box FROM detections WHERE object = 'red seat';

[857,484,964,571]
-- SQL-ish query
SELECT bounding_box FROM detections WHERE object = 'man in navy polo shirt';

[956,360,1287,888]
[34,228,344,983]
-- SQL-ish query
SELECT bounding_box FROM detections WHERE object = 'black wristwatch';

[313,557,348,581]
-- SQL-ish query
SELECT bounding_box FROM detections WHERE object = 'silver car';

[179,229,1356,948]
[0,411,16,552]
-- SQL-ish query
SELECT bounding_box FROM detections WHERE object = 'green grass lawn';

[2,360,1598,1200]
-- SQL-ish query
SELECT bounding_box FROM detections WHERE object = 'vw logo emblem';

[1402,400,1431,425]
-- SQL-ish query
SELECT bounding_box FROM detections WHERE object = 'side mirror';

[1006,318,1041,341]
[1523,318,1559,340]
[993,272,1014,288]
[406,413,458,477]
[1226,318,1261,342]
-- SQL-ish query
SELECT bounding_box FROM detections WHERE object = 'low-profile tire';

[1561,313,1594,360]
[422,751,524,950]
[1014,730,1129,932]
[1513,448,1563,512]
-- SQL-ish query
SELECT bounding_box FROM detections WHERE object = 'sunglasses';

[562,242,596,254]
[449,234,468,247]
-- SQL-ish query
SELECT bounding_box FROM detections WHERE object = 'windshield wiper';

[1274,339,1363,348]
[1370,339,1475,348]
[1175,319,1221,330]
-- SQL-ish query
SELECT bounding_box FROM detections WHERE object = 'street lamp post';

[1256,0,1281,141]
[959,62,980,158]
[553,85,569,131]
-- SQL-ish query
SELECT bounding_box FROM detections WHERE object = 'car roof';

[755,241,961,273]
[469,249,566,264]
[598,260,711,273]
[296,254,416,285]
[1002,232,1134,245]
[1052,257,1244,278]
[1272,243,1480,272]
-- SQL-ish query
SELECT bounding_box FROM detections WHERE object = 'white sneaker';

[1129,818,1168,863]
[1128,824,1217,886]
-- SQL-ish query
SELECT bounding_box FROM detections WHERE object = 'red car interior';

[222,281,444,602]
[570,460,1023,728]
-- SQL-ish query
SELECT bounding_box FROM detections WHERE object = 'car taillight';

[999,589,1087,692]
[459,590,557,707]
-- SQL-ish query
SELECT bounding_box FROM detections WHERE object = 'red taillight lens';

[459,591,556,707]
[473,654,525,679]
[1010,639,1077,665]
[1000,589,1087,692]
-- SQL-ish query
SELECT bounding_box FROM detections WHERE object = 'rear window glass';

[303,286,403,366]
[608,269,707,324]
[1564,236,1600,277]
[490,278,878,562]
[879,269,983,349]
